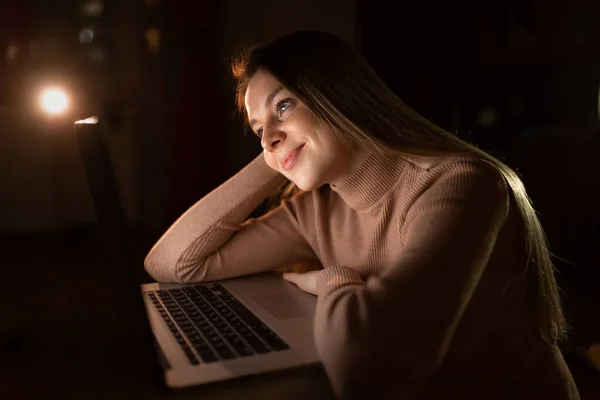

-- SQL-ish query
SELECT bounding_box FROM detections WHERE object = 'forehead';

[244,70,281,115]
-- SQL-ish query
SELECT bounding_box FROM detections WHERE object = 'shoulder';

[405,154,508,195]
[396,155,512,243]
[404,153,500,175]
[399,154,511,223]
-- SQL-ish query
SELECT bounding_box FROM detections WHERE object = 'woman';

[144,31,579,399]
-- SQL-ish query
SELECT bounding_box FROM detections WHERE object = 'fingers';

[282,272,300,284]
[283,272,318,295]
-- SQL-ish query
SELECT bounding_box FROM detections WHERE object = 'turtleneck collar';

[329,150,407,211]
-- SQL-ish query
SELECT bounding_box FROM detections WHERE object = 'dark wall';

[359,0,479,134]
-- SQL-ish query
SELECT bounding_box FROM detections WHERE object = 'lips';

[281,144,305,171]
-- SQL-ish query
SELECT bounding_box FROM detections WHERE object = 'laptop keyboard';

[146,283,290,365]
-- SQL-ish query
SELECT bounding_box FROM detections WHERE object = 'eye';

[275,98,292,116]
[256,127,264,139]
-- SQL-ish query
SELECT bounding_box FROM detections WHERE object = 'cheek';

[263,151,279,170]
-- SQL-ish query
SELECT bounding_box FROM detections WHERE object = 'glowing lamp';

[41,89,68,114]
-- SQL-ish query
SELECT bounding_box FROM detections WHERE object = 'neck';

[330,149,406,211]
[329,149,371,187]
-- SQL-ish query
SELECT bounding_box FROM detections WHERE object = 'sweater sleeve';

[144,154,317,283]
[313,161,510,399]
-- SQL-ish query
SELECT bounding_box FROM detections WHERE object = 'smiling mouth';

[281,144,305,171]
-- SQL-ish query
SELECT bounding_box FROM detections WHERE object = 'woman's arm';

[312,161,510,399]
[144,154,317,283]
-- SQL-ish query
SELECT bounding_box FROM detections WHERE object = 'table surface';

[2,346,333,399]
[1,234,334,399]
[1,314,334,399]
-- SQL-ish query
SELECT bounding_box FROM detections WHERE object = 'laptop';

[74,117,321,390]
[142,272,320,388]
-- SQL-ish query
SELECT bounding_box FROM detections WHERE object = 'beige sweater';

[144,151,579,399]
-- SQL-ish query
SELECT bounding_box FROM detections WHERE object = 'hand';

[282,270,321,295]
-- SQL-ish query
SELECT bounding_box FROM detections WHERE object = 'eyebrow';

[249,85,284,129]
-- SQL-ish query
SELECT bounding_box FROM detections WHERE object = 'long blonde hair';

[232,30,567,344]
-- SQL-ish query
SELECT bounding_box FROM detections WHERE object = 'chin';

[291,180,312,191]
[288,164,327,191]
[290,175,321,192]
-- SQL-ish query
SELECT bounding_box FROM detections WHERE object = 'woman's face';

[244,69,357,191]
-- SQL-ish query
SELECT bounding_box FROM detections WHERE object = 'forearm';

[314,267,408,399]
[314,269,450,400]
[144,154,286,282]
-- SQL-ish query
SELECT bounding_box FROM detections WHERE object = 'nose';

[261,122,285,152]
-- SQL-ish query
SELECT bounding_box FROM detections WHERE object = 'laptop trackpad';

[251,293,310,320]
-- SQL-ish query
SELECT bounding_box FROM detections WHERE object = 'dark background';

[1,0,599,396]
